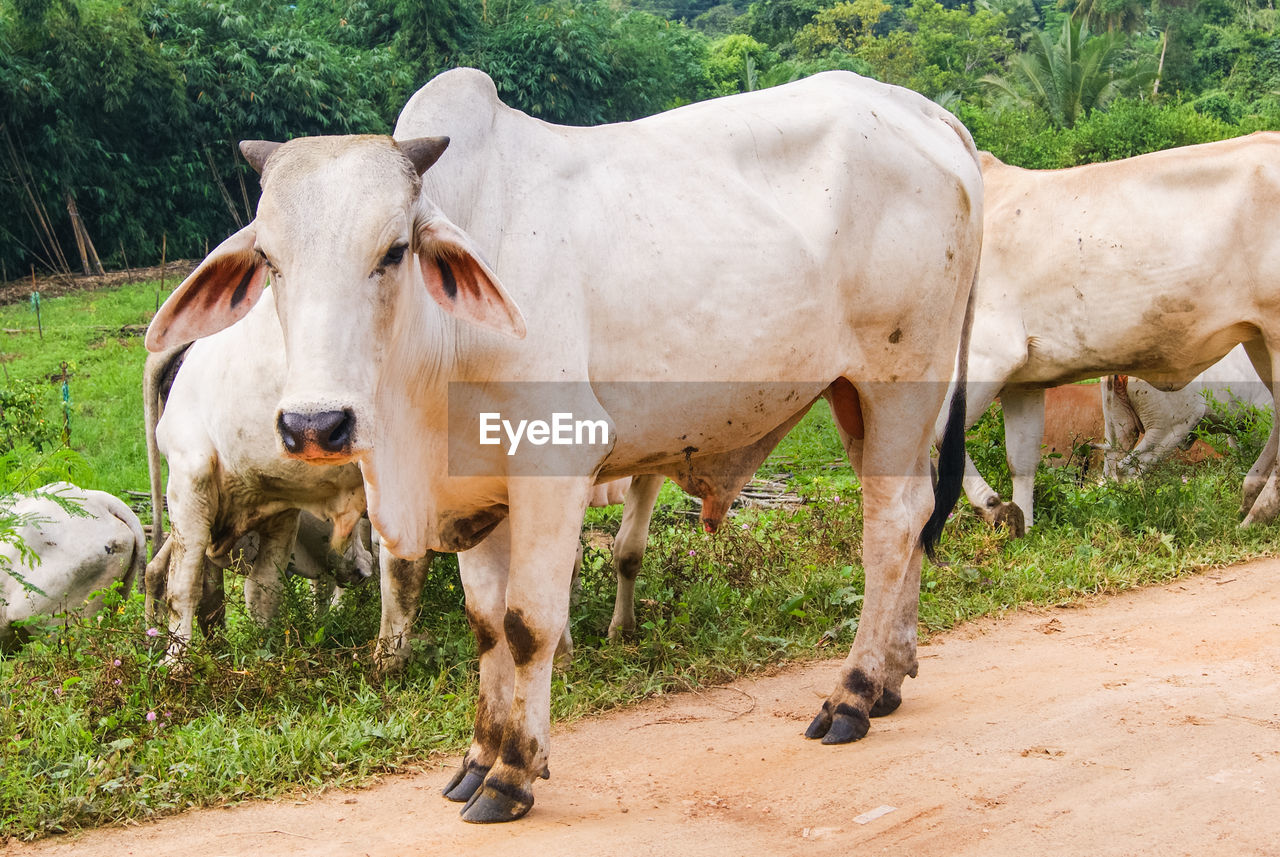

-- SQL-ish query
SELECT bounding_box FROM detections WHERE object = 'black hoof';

[460,780,534,824]
[869,687,902,718]
[804,702,832,740]
[442,762,490,802]
[820,704,870,745]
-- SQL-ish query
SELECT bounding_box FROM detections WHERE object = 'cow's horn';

[240,140,283,175]
[398,136,451,175]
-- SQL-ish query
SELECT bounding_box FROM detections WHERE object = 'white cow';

[1,483,146,650]
[144,294,369,647]
[146,69,982,822]
[957,138,1280,533]
[1101,344,1273,480]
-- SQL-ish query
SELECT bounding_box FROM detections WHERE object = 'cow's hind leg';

[807,381,936,743]
[608,473,664,639]
[1239,339,1279,520]
[375,546,435,674]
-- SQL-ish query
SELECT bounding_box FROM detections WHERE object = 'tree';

[704,32,778,94]
[855,0,1014,98]
[792,0,890,58]
[467,1,710,124]
[982,16,1155,126]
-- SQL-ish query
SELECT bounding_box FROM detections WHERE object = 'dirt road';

[11,558,1280,857]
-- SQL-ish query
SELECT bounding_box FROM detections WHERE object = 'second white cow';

[958,137,1280,533]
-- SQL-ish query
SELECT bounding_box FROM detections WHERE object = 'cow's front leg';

[460,480,592,823]
[1000,387,1045,531]
[808,388,935,743]
[1240,339,1278,518]
[944,374,1025,536]
[442,520,514,803]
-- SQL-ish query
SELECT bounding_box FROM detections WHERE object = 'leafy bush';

[0,377,59,452]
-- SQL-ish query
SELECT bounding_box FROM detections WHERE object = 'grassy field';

[0,279,1276,839]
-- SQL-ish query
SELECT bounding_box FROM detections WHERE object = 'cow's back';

[394,69,983,472]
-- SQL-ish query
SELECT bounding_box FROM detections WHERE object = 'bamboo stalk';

[119,239,132,284]
[66,192,92,276]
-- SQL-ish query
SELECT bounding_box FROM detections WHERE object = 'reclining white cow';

[1100,344,1273,480]
[1,483,146,650]
[956,137,1280,533]
[143,294,370,647]
[146,68,982,822]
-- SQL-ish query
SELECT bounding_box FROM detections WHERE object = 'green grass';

[1,279,1276,838]
[0,282,161,497]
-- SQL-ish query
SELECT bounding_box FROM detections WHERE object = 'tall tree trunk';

[1153,30,1168,98]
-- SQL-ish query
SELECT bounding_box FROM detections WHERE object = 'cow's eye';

[256,250,280,278]
[379,244,408,269]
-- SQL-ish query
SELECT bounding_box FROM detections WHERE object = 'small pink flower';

[54,687,63,696]
[146,628,159,638]
[113,678,122,686]
[833,495,841,503]
[741,523,749,530]
[146,711,157,722]
[687,550,696,557]
[112,659,121,667]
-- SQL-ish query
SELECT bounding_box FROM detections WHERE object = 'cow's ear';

[146,225,268,352]
[416,215,526,339]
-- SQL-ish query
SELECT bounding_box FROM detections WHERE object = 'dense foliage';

[2,0,1279,280]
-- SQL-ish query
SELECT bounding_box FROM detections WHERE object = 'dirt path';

[11,558,1280,857]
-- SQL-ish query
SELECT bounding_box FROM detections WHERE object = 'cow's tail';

[143,344,190,570]
[920,280,977,563]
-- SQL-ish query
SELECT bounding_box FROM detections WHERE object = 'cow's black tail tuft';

[920,379,966,563]
[920,283,976,563]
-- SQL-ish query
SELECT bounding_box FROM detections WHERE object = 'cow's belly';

[597,380,824,473]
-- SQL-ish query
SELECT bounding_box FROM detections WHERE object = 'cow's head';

[146,135,526,465]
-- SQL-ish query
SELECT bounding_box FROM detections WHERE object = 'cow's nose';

[277,409,355,455]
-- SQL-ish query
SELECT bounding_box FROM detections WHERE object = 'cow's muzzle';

[277,408,356,460]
